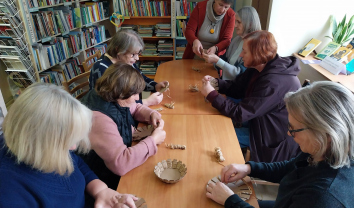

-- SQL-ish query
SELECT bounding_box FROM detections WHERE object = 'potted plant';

[326,14,354,46]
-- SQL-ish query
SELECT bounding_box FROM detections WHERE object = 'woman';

[0,83,137,208]
[89,29,169,106]
[203,6,261,80]
[201,30,300,162]
[183,0,235,59]
[206,81,354,208]
[81,63,166,189]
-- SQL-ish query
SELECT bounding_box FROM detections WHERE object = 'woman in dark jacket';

[206,81,354,208]
[201,30,300,162]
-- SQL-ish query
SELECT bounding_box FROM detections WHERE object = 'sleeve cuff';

[225,194,244,208]
[216,57,226,69]
[206,90,219,103]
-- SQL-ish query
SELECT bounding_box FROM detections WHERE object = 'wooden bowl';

[154,159,187,184]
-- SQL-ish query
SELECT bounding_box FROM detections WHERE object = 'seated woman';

[201,30,300,162]
[206,81,354,208]
[183,0,235,59]
[81,63,166,189]
[89,29,169,106]
[0,83,137,208]
[203,6,261,80]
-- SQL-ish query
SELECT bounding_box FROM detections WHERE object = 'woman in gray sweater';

[203,6,261,80]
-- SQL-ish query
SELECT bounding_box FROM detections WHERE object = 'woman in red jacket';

[183,0,235,59]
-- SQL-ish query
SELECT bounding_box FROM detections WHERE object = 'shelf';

[38,37,111,73]
[124,16,171,19]
[82,17,109,27]
[85,37,111,50]
[142,36,172,39]
[176,16,188,19]
[28,0,93,12]
[175,37,186,40]
[36,27,80,43]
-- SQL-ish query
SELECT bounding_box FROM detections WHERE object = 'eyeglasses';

[129,51,142,58]
[288,123,308,137]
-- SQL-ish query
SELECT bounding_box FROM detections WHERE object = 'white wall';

[268,0,354,56]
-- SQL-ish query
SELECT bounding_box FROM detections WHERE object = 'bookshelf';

[115,0,174,79]
[0,0,117,89]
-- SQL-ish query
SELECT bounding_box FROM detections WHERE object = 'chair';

[62,51,101,99]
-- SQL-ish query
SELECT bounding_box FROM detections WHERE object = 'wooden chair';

[62,51,101,99]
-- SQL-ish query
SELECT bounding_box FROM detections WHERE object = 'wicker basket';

[154,159,187,184]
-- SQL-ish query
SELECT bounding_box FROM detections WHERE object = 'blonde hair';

[3,83,92,175]
[285,81,354,168]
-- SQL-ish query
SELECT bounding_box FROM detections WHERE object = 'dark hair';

[220,0,233,5]
[106,29,144,58]
[95,63,145,102]
[243,30,277,66]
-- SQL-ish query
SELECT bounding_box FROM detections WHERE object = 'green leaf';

[340,14,347,28]
[325,35,334,41]
[331,15,338,37]
[347,15,354,29]
[338,24,348,44]
[334,24,343,42]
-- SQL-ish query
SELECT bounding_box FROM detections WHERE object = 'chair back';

[62,50,102,99]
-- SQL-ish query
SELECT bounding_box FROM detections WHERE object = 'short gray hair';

[107,29,144,58]
[3,83,92,175]
[285,81,354,168]
[237,6,261,36]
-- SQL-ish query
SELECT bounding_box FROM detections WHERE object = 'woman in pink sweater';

[80,63,166,189]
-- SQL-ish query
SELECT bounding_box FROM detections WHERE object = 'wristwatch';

[214,45,219,54]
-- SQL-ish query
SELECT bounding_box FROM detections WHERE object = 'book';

[298,38,322,57]
[329,47,352,61]
[314,42,341,60]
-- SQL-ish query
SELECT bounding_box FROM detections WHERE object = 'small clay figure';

[164,101,175,109]
[215,147,225,162]
[189,84,199,92]
[192,67,201,73]
[165,143,186,150]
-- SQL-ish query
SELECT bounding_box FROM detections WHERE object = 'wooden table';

[117,115,259,208]
[151,59,221,115]
[293,53,354,92]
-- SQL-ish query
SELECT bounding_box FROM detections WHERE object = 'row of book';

[157,39,173,56]
[80,1,109,25]
[298,38,353,62]
[176,20,186,37]
[27,0,74,8]
[31,7,80,41]
[176,0,197,17]
[82,25,106,49]
[85,43,107,65]
[39,56,82,85]
[116,0,170,17]
[135,24,171,38]
[175,46,186,59]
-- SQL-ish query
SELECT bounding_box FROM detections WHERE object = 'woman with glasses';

[201,30,300,163]
[206,81,354,208]
[81,63,166,190]
[89,29,169,106]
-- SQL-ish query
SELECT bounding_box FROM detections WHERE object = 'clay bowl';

[154,159,187,184]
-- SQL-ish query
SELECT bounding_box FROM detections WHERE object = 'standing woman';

[0,83,137,208]
[89,29,169,106]
[203,6,261,80]
[201,31,301,162]
[183,0,235,59]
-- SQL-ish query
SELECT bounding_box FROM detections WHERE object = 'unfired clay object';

[154,159,187,184]
[208,176,252,201]
[214,147,225,162]
[135,197,147,208]
[132,125,154,141]
[189,84,199,92]
[164,101,175,109]
[153,107,163,112]
[159,84,170,93]
[165,143,186,150]
[209,77,219,90]
[192,67,201,73]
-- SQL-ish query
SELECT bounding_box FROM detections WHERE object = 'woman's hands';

[220,164,251,183]
[193,39,203,57]
[206,182,234,205]
[207,46,217,55]
[201,75,216,97]
[150,119,166,145]
[155,81,169,92]
[93,187,138,208]
[143,92,163,106]
[202,53,219,64]
[150,112,163,128]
